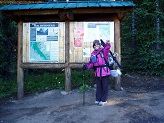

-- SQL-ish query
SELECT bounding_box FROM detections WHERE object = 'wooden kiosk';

[0,1,135,99]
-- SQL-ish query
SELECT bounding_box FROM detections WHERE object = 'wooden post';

[65,67,71,91]
[65,21,71,92]
[114,17,121,91]
[17,20,24,99]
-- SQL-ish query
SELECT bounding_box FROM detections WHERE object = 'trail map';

[29,22,59,62]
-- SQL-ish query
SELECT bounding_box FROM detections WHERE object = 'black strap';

[94,64,108,68]
[103,56,113,70]
[99,51,113,70]
[102,51,121,69]
[94,64,108,80]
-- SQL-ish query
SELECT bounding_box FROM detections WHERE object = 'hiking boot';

[94,101,99,105]
[98,101,107,106]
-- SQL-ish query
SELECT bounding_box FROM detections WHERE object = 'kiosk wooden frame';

[0,1,135,99]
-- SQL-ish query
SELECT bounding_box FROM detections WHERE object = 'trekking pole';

[83,67,86,106]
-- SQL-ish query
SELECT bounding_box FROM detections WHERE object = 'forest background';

[0,0,164,99]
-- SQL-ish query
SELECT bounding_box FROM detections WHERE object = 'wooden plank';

[83,40,92,63]
[22,23,30,62]
[4,12,116,22]
[65,67,71,92]
[22,22,66,63]
[114,16,121,91]
[70,22,91,63]
[65,21,69,65]
[110,42,114,52]
[22,23,27,62]
[23,15,61,22]
[17,20,24,100]
[75,48,82,62]
[73,14,114,22]
[72,8,134,14]
[26,23,30,62]
[76,22,83,63]
[20,61,88,69]
[69,21,117,63]
[69,22,75,62]
[11,8,133,16]
[69,63,83,68]
[13,10,59,16]
[20,63,84,69]
[22,14,114,22]
[65,21,71,92]
[21,63,66,69]
[2,6,134,22]
[58,22,65,63]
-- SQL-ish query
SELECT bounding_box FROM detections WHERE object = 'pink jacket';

[86,43,111,77]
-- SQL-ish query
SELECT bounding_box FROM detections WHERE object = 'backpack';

[108,52,115,69]
[105,51,121,70]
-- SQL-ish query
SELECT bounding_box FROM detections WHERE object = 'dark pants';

[96,76,109,102]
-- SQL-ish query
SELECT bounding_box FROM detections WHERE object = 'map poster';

[83,22,114,42]
[82,22,114,58]
[29,22,59,62]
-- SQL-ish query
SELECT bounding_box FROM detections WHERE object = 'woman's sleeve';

[87,60,94,70]
[103,43,111,58]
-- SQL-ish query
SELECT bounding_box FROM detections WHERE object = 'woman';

[83,39,111,106]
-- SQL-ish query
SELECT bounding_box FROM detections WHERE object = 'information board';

[82,22,114,58]
[29,22,59,62]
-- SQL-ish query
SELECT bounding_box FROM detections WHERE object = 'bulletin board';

[22,22,65,63]
[22,21,114,63]
[69,22,114,63]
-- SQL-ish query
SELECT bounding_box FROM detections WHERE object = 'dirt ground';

[0,73,164,123]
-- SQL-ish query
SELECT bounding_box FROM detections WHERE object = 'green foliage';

[24,72,65,95]
[121,0,164,76]
[72,69,94,92]
[0,70,94,99]
[79,84,91,93]
[0,14,17,79]
[0,77,17,99]
[72,69,94,88]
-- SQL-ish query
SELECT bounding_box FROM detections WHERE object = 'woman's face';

[94,43,100,50]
